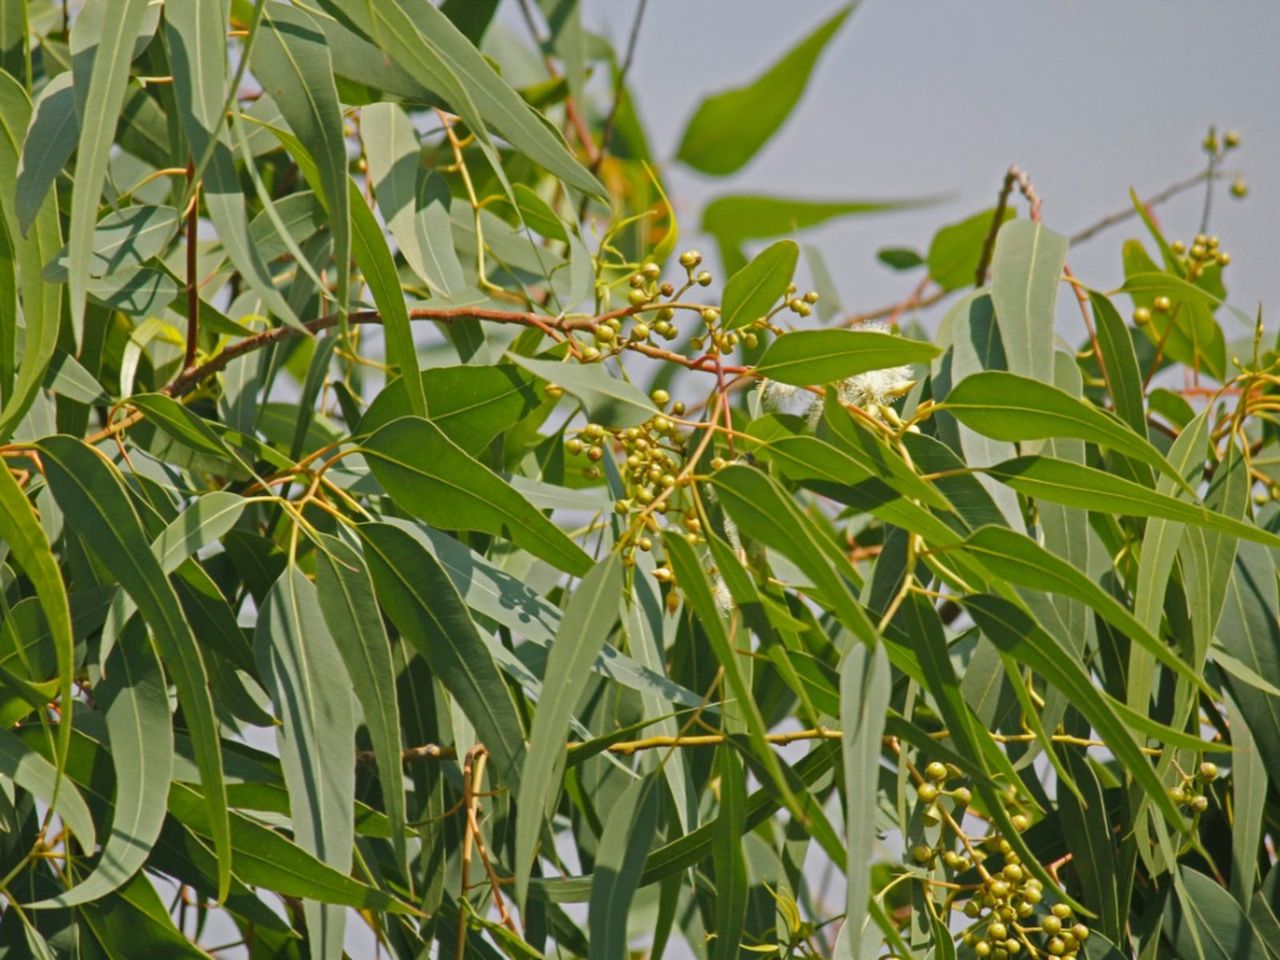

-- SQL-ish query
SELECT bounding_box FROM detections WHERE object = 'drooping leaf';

[65,0,155,332]
[676,4,854,175]
[942,370,1181,480]
[588,775,661,960]
[358,521,526,786]
[363,415,591,575]
[256,566,355,960]
[37,436,232,901]
[841,642,890,949]
[32,629,172,908]
[515,556,624,907]
[506,354,655,428]
[313,534,407,878]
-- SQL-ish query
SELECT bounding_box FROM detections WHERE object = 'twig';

[974,166,1020,286]
[1068,169,1225,245]
[515,0,599,166]
[592,0,648,175]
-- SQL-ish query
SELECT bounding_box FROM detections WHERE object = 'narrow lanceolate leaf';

[358,521,526,786]
[943,370,1182,481]
[166,782,417,913]
[957,525,1211,696]
[15,72,75,237]
[988,219,1068,384]
[711,465,878,644]
[588,776,662,960]
[37,436,232,901]
[363,416,591,575]
[165,0,300,328]
[987,455,1280,550]
[347,178,425,416]
[32,631,173,908]
[841,642,890,955]
[756,328,940,385]
[65,0,153,333]
[515,556,624,908]
[711,746,748,960]
[252,4,349,320]
[256,566,355,960]
[676,4,854,175]
[314,534,407,879]
[963,595,1188,828]
[0,459,75,782]
[330,0,605,200]
[0,727,96,851]
[507,354,656,427]
[0,71,63,442]
[1089,291,1147,435]
[701,193,935,245]
[720,239,799,331]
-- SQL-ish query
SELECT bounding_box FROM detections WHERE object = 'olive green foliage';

[0,2,1274,959]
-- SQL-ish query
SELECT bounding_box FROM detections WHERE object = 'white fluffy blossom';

[711,576,734,614]
[759,321,915,427]
[838,321,915,411]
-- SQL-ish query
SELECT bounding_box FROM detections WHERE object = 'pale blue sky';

[584,1,1280,345]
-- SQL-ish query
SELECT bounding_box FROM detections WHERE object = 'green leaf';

[515,555,624,907]
[15,72,76,236]
[941,370,1181,480]
[348,177,425,416]
[252,4,350,321]
[710,745,748,960]
[77,872,211,960]
[1229,695,1267,906]
[963,595,1188,828]
[1089,290,1147,435]
[506,354,656,428]
[513,183,569,242]
[360,105,467,300]
[720,239,798,331]
[711,465,877,644]
[0,727,96,852]
[37,436,232,901]
[363,415,591,575]
[1166,865,1270,960]
[128,394,237,462]
[588,775,661,960]
[65,0,154,332]
[926,207,1012,291]
[755,328,939,385]
[329,0,605,200]
[1218,542,1280,776]
[986,455,1280,550]
[358,521,526,786]
[841,642,890,947]
[957,525,1211,696]
[701,194,933,245]
[989,219,1069,384]
[256,566,355,960]
[359,364,540,452]
[313,534,407,879]
[166,0,301,329]
[167,781,416,913]
[675,4,854,175]
[877,247,925,271]
[0,455,75,788]
[32,630,172,908]
[43,205,179,282]
[0,71,63,442]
